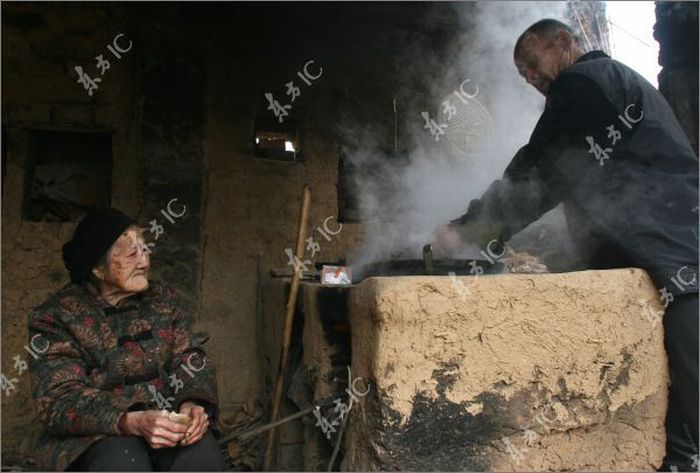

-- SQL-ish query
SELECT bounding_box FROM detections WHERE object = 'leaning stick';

[227,406,313,447]
[262,184,312,471]
[219,396,339,447]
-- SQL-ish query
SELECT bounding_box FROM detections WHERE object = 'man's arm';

[446,72,621,246]
[449,145,554,246]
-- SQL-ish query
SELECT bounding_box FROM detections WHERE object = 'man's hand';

[118,410,188,449]
[433,224,464,257]
[434,220,505,257]
[178,401,210,446]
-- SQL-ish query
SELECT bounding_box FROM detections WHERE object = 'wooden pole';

[219,396,339,447]
[262,184,311,471]
[224,405,314,447]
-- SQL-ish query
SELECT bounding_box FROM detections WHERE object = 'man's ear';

[91,267,105,281]
[556,29,572,48]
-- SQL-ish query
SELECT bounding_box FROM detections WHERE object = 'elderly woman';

[28,208,226,471]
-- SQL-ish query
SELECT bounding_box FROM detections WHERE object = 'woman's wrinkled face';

[101,227,150,293]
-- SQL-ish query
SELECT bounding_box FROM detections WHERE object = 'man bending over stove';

[434,19,698,471]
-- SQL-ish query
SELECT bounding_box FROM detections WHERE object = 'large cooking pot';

[352,243,505,282]
[355,257,505,281]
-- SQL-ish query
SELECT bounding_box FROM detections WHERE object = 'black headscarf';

[62,208,136,282]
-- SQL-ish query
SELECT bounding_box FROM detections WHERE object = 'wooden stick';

[222,405,314,447]
[262,184,312,471]
[326,413,346,471]
[219,396,338,447]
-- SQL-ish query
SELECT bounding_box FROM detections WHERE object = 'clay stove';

[264,267,668,471]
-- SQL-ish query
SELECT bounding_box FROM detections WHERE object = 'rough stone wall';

[344,270,668,471]
[654,2,699,154]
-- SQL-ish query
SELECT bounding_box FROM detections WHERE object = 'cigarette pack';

[321,265,352,285]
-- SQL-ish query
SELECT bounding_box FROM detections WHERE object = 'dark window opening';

[23,130,113,222]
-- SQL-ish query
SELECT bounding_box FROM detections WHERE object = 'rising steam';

[342,2,570,274]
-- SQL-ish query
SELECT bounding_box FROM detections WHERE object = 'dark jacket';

[28,280,219,471]
[452,51,698,295]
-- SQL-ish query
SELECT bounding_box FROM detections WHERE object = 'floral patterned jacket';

[27,280,219,471]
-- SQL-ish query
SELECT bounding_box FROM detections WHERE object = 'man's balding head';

[514,19,582,59]
[513,19,583,96]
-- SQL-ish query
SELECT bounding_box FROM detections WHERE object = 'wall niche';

[23,130,113,222]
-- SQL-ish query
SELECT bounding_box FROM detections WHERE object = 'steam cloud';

[342,2,569,275]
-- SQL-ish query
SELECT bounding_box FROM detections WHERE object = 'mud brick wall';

[344,269,668,471]
[133,5,208,301]
[1,4,139,464]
